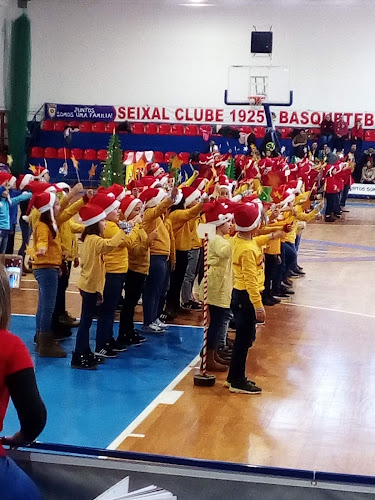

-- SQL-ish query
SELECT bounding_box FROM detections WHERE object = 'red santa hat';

[141,175,161,189]
[79,204,107,227]
[139,188,167,208]
[0,172,16,187]
[33,191,56,214]
[31,166,49,180]
[90,193,120,215]
[33,191,58,232]
[242,194,262,206]
[192,177,209,191]
[127,179,143,192]
[55,182,71,193]
[204,200,233,226]
[16,174,34,191]
[120,195,142,220]
[106,183,126,201]
[181,186,201,207]
[147,162,164,177]
[234,202,262,232]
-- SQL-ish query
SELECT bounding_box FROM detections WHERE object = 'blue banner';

[45,103,116,121]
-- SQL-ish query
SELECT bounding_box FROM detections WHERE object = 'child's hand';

[255,307,266,323]
[73,257,80,268]
[36,248,46,257]
[86,189,94,200]
[147,229,158,244]
[271,230,285,240]
[170,187,179,201]
[72,182,83,194]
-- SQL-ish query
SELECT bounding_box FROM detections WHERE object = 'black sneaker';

[112,339,128,352]
[225,378,258,389]
[189,300,202,311]
[229,379,262,394]
[270,296,281,305]
[293,269,305,276]
[125,332,147,346]
[181,302,192,311]
[71,352,98,370]
[262,296,276,306]
[273,290,290,299]
[94,344,118,358]
[88,351,105,365]
[281,286,294,295]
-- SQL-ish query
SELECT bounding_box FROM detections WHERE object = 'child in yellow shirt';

[72,203,135,370]
[203,201,233,372]
[227,203,284,394]
[117,196,156,347]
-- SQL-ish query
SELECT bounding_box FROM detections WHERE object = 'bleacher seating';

[83,149,97,161]
[71,148,83,160]
[172,124,184,135]
[105,122,118,133]
[79,122,93,133]
[132,123,145,134]
[159,123,172,135]
[44,147,57,159]
[54,121,68,132]
[145,123,159,134]
[92,122,106,133]
[165,152,177,163]
[178,152,190,164]
[153,151,164,163]
[97,149,108,161]
[57,147,69,159]
[365,130,375,141]
[253,126,266,138]
[41,120,55,131]
[30,146,44,158]
[185,125,198,136]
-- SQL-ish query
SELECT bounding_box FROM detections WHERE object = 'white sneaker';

[155,318,168,330]
[143,323,163,333]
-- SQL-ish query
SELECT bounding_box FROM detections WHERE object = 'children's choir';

[9,147,333,391]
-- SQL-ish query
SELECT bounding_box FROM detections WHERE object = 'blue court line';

[303,239,375,253]
[4,315,202,449]
[299,255,375,263]
[347,201,375,207]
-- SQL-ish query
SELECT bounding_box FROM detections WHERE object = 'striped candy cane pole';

[201,233,209,376]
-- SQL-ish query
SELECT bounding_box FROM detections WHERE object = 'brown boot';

[203,349,228,372]
[214,350,231,366]
[38,333,67,358]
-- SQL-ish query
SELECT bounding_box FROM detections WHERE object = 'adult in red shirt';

[350,119,364,151]
[333,116,349,152]
[0,265,46,499]
[320,113,334,147]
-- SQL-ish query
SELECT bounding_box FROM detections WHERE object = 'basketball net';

[248,95,266,108]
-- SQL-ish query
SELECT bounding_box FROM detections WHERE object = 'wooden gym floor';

[10,200,375,476]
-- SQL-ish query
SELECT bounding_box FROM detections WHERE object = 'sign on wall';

[45,103,375,128]
[349,183,375,197]
[45,103,116,121]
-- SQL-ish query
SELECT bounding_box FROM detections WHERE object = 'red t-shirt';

[0,329,34,456]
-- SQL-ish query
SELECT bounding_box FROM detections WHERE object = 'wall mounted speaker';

[251,31,273,54]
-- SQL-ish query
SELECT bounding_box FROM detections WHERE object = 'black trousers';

[264,253,279,297]
[166,250,189,312]
[228,289,257,384]
[325,192,340,216]
[119,269,146,336]
[5,224,16,254]
[52,260,72,327]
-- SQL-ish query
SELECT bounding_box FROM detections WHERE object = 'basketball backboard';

[225,65,292,106]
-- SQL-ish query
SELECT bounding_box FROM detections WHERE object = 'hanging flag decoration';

[71,154,81,182]
[88,163,98,180]
[59,162,68,177]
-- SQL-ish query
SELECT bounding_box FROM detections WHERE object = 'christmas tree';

[226,157,235,180]
[100,133,125,187]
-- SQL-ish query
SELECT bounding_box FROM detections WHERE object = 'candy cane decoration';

[201,232,209,376]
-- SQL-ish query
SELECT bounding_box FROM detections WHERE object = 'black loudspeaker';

[18,0,30,8]
[251,31,273,54]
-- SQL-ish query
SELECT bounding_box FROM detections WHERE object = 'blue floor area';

[3,315,202,449]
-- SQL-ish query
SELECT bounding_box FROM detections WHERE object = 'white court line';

[106,354,200,450]
[20,288,80,295]
[281,302,375,319]
[128,433,145,438]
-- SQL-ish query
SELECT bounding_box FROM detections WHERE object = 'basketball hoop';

[248,95,266,107]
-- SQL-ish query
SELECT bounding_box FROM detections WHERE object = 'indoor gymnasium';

[1,0,375,498]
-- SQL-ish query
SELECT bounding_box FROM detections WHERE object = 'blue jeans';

[321,134,333,146]
[75,291,98,354]
[96,272,126,349]
[0,229,10,254]
[0,456,42,500]
[340,184,350,207]
[207,305,232,349]
[283,242,298,280]
[34,268,59,332]
[181,248,200,304]
[143,255,167,326]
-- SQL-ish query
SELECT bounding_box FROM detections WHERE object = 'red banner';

[114,105,373,128]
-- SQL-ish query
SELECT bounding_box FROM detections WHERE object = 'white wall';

[4,0,375,113]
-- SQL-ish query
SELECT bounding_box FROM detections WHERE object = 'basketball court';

[4,200,375,477]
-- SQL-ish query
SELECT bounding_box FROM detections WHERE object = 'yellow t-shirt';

[206,234,233,309]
